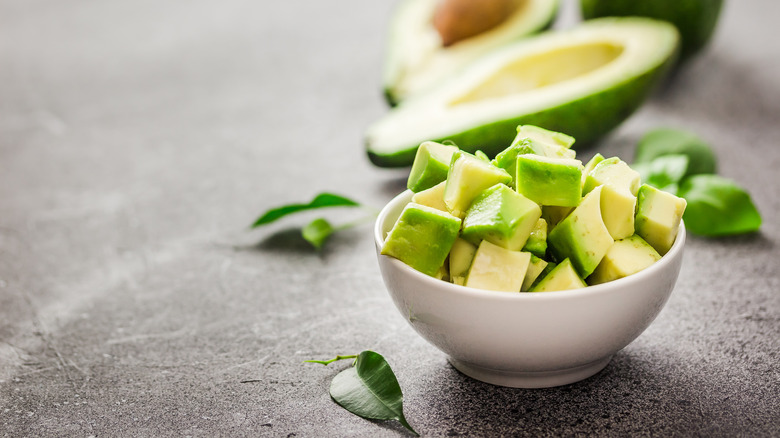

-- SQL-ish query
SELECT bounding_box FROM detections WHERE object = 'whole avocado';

[580,0,723,62]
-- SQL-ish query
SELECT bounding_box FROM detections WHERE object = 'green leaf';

[632,154,689,194]
[251,193,361,228]
[329,351,418,436]
[677,174,762,236]
[302,218,335,250]
[634,128,717,176]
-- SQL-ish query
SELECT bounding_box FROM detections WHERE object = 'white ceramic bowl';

[374,190,686,388]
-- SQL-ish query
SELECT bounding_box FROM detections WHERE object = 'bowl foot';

[448,356,613,388]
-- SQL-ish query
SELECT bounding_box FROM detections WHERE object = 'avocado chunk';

[521,254,549,292]
[588,234,661,285]
[461,183,542,251]
[493,126,575,179]
[381,202,462,277]
[529,258,587,292]
[599,184,637,240]
[516,155,584,208]
[580,0,721,62]
[443,151,512,218]
[635,184,687,255]
[367,18,680,167]
[449,238,478,286]
[411,181,448,211]
[521,218,548,258]
[581,153,605,188]
[382,0,559,105]
[465,240,531,292]
[516,124,575,149]
[407,141,459,193]
[547,186,614,278]
[492,138,537,184]
[583,157,641,196]
[583,157,641,239]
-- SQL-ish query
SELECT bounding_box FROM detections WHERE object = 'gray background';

[1,0,778,436]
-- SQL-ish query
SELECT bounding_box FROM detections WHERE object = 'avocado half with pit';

[383,0,560,106]
[580,0,722,62]
[366,17,680,167]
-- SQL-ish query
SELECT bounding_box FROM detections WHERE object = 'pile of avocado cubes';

[381,125,687,292]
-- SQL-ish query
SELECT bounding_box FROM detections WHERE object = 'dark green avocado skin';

[367,46,679,168]
[580,0,723,61]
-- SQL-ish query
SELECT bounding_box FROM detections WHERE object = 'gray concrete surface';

[1,0,778,436]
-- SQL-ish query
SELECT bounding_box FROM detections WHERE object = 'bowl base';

[448,355,613,388]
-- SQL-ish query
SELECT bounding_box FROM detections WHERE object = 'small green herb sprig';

[631,128,762,236]
[306,351,419,436]
[251,193,375,249]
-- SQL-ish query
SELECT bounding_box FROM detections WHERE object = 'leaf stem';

[304,355,358,366]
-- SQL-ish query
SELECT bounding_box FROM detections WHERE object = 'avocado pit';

[433,0,520,46]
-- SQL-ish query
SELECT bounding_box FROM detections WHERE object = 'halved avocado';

[367,17,680,167]
[580,0,722,62]
[383,0,559,106]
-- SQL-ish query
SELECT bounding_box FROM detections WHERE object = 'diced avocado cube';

[492,139,536,185]
[581,153,605,188]
[547,186,614,278]
[465,241,531,292]
[449,238,478,286]
[516,125,576,149]
[443,151,512,218]
[635,184,687,255]
[461,184,542,251]
[542,205,574,230]
[406,141,459,193]
[529,261,557,291]
[524,138,576,160]
[522,218,548,258]
[529,258,586,292]
[516,154,583,207]
[588,234,661,285]
[381,202,461,277]
[411,181,447,212]
[600,184,637,240]
[583,157,641,196]
[521,254,549,292]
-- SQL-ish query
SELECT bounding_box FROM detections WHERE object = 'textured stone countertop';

[1,0,778,436]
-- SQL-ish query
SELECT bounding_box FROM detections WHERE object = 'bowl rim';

[374,189,686,302]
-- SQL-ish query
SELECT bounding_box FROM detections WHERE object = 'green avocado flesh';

[383,0,559,105]
[381,203,461,277]
[367,17,679,167]
[530,258,586,292]
[381,125,687,292]
[461,183,542,251]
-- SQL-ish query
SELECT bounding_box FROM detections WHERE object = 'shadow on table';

[415,350,752,436]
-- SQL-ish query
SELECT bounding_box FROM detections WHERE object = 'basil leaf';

[251,193,361,228]
[302,218,334,250]
[677,174,762,236]
[634,128,717,176]
[329,351,418,436]
[632,154,689,195]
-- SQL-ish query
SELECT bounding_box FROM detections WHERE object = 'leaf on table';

[677,174,762,236]
[329,351,418,436]
[251,193,361,228]
[302,218,334,250]
[634,128,717,176]
[632,154,689,194]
